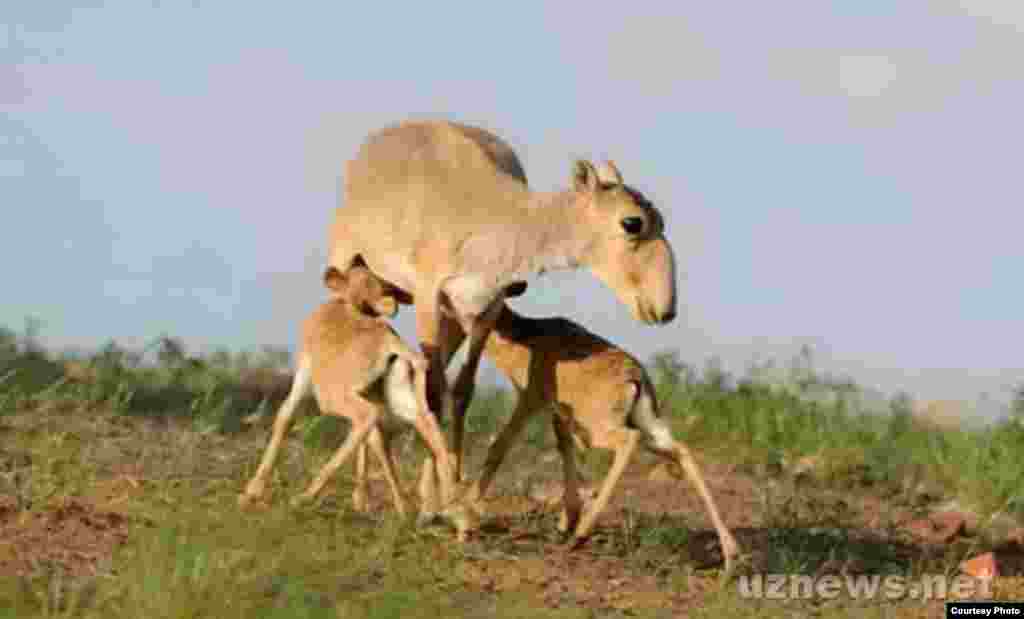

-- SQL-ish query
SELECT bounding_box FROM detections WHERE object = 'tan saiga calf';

[330,120,679,485]
[238,266,471,538]
[411,306,740,570]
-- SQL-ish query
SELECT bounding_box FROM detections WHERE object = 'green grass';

[0,404,642,618]
[649,350,1024,523]
[2,321,1024,617]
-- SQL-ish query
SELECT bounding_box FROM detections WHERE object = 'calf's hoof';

[442,503,479,542]
[416,511,443,528]
[238,492,267,510]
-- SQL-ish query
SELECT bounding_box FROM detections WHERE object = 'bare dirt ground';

[0,495,132,579]
[3,407,1024,617]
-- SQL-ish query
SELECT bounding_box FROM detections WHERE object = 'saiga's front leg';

[414,286,448,419]
[448,298,505,481]
[464,394,539,505]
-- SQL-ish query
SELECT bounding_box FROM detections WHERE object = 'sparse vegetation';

[2,319,1023,617]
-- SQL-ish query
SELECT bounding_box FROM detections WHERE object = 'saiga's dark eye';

[620,217,644,235]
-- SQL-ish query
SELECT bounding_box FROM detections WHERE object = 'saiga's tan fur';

[329,119,679,483]
[387,305,739,569]
[333,268,738,566]
[474,307,738,569]
[298,265,737,568]
[238,266,470,538]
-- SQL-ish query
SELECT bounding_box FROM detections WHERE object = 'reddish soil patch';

[0,496,131,578]
[603,461,763,529]
[993,541,1024,577]
[456,547,725,614]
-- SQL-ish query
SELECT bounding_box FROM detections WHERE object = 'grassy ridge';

[3,324,1023,520]
[3,322,1024,618]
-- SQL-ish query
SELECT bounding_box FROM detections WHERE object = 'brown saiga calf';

[239,266,471,538]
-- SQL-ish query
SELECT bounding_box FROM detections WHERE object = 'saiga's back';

[330,120,532,288]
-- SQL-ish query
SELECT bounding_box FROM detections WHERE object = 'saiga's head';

[323,265,401,318]
[572,159,678,325]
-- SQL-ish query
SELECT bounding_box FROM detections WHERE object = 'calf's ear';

[323,266,348,292]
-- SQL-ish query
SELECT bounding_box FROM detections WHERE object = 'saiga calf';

[413,306,740,569]
[238,266,471,538]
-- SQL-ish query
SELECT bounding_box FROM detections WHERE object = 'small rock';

[758,460,784,478]
[961,552,999,580]
[911,479,946,503]
[933,501,981,535]
[891,509,915,525]
[903,518,936,539]
[931,512,967,542]
[902,512,965,544]
[1007,527,1024,545]
[983,511,1023,545]
[540,453,560,466]
[527,480,597,506]
[527,482,562,506]
[791,455,822,477]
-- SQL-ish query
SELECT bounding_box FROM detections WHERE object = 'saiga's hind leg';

[352,427,410,517]
[291,395,379,507]
[413,284,462,506]
[631,386,740,571]
[367,427,409,517]
[551,415,586,535]
[352,434,369,512]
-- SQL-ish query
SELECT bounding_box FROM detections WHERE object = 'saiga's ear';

[572,159,600,193]
[323,266,348,292]
[596,160,624,186]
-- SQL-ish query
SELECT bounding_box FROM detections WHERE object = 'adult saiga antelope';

[408,304,739,571]
[238,265,471,538]
[329,119,679,488]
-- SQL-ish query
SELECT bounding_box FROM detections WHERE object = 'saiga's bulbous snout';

[635,236,678,325]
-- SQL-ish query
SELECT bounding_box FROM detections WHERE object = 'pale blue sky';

[2,2,1022,416]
